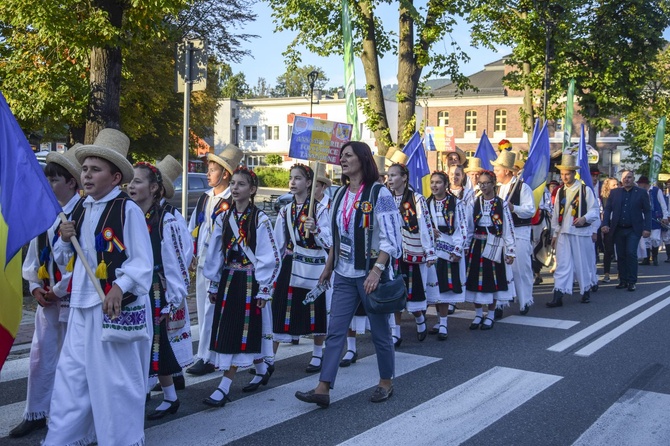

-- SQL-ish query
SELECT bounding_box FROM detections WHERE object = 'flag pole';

[58,212,105,303]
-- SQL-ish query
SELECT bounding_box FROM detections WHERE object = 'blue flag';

[522,121,551,209]
[403,131,430,195]
[0,91,61,264]
[474,130,497,171]
[578,123,594,190]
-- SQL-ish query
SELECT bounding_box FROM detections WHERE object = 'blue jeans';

[613,227,642,284]
[319,273,395,387]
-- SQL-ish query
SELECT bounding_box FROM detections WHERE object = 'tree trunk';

[358,1,392,155]
[396,3,420,149]
[84,0,124,144]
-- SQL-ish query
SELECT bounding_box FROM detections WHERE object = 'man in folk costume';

[10,146,82,438]
[492,149,535,315]
[635,176,668,266]
[187,144,243,376]
[46,129,154,446]
[547,154,600,307]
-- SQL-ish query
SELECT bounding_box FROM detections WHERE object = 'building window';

[437,111,449,127]
[266,125,279,140]
[244,125,257,141]
[465,110,477,133]
[494,109,507,132]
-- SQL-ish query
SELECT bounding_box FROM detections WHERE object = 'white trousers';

[195,265,214,362]
[512,228,534,308]
[44,301,151,446]
[554,234,597,295]
[24,304,67,420]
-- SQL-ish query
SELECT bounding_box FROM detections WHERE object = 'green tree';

[267,0,470,154]
[621,47,670,174]
[275,65,329,97]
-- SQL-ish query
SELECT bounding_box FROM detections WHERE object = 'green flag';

[342,0,360,140]
[562,79,575,152]
[649,116,666,184]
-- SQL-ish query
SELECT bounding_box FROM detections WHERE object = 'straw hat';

[46,143,83,186]
[555,154,580,171]
[75,129,134,184]
[389,150,408,165]
[373,154,387,176]
[156,155,183,199]
[208,143,243,174]
[445,147,466,165]
[464,157,484,173]
[491,150,517,171]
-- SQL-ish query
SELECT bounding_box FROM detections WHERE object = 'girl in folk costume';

[187,144,243,376]
[425,171,470,340]
[202,167,281,407]
[10,147,82,439]
[386,152,437,346]
[128,158,193,420]
[465,170,516,330]
[272,164,332,373]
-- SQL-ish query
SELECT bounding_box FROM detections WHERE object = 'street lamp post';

[307,70,319,117]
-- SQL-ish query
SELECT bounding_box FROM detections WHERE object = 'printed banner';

[289,116,353,165]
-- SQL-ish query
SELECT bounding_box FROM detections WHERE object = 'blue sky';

[230,2,670,90]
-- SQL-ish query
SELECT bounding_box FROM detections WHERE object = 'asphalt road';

[2,259,669,445]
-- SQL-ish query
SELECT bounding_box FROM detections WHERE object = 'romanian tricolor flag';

[522,121,551,209]
[403,131,431,195]
[0,91,61,371]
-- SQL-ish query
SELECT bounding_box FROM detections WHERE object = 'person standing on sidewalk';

[187,144,243,376]
[601,170,651,291]
[10,146,82,438]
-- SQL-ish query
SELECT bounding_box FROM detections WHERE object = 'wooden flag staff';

[58,212,106,303]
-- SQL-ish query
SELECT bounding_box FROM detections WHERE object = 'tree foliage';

[267,0,470,154]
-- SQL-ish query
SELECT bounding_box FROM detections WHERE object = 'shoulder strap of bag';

[365,183,383,275]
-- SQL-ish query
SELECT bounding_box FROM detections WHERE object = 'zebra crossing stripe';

[144,352,440,445]
[573,389,670,445]
[338,366,562,446]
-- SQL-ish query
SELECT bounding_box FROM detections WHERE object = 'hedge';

[254,167,290,188]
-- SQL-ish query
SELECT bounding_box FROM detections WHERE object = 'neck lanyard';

[342,183,364,230]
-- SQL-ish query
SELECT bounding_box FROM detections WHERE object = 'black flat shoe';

[339,350,358,367]
[295,389,330,408]
[370,385,393,403]
[416,321,427,342]
[480,317,495,330]
[469,316,482,330]
[305,356,322,373]
[9,418,47,438]
[242,370,272,392]
[147,399,180,420]
[203,388,231,408]
[186,359,215,376]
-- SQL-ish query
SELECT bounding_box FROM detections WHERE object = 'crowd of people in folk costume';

[10,129,662,444]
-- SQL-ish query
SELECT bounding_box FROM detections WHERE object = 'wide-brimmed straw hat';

[464,157,484,173]
[491,150,517,171]
[75,129,134,184]
[374,154,387,176]
[156,155,182,199]
[208,144,243,174]
[46,143,83,186]
[445,147,466,165]
[555,154,580,171]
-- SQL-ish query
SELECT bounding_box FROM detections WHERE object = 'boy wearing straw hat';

[45,129,154,446]
[547,154,600,307]
[492,150,535,315]
[9,146,83,438]
[187,143,243,376]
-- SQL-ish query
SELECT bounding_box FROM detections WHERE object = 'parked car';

[273,185,341,213]
[166,173,209,218]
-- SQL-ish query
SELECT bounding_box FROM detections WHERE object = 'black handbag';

[364,183,407,314]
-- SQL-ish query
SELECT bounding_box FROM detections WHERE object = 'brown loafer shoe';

[295,389,330,408]
[370,385,393,403]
